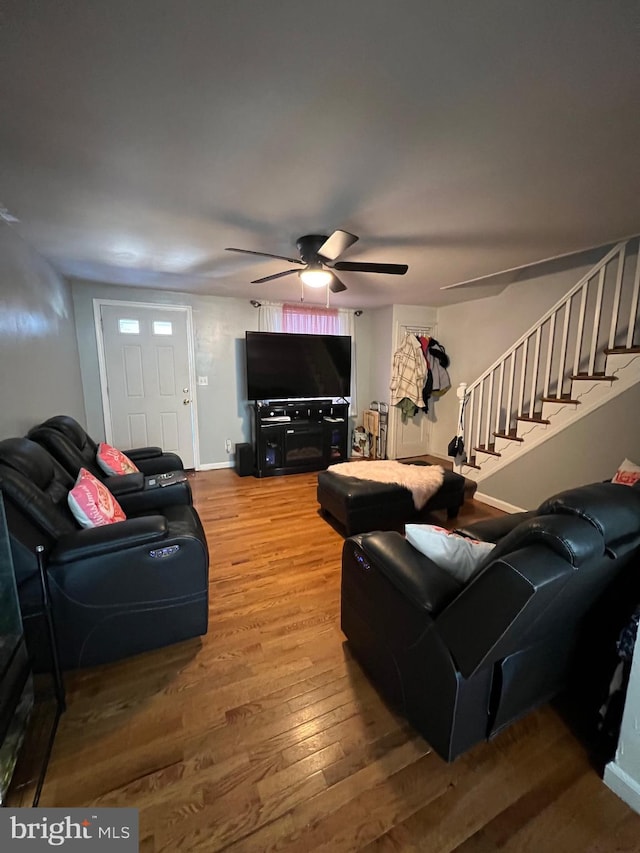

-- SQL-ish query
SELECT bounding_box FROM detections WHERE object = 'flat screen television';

[245,331,351,401]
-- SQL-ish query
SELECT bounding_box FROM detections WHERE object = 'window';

[282,304,339,334]
[118,319,140,335]
[153,320,173,336]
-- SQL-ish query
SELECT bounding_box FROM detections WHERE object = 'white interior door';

[97,303,197,468]
[391,407,433,459]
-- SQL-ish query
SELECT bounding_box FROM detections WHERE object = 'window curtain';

[257,302,283,332]
[337,308,357,416]
[282,303,338,334]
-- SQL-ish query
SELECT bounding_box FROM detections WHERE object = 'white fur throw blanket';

[328,461,445,510]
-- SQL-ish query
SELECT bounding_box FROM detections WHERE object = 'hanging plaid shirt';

[390,333,427,408]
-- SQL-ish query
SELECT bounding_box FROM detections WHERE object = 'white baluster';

[543,312,556,398]
[529,327,541,417]
[626,243,640,349]
[573,282,588,376]
[589,266,606,376]
[608,244,626,350]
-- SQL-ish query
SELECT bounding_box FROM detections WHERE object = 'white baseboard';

[604,761,640,814]
[198,461,234,471]
[473,492,526,514]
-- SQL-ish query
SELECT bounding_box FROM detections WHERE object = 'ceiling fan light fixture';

[299,265,332,288]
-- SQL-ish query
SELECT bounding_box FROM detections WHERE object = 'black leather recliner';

[340,481,640,762]
[28,417,193,511]
[28,415,185,477]
[0,437,209,671]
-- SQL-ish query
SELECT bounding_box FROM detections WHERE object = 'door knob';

[183,398,190,405]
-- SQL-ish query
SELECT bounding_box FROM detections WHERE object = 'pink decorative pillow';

[96,442,140,476]
[68,468,127,528]
[612,458,640,487]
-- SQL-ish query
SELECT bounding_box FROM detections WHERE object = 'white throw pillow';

[405,524,496,584]
[611,458,640,487]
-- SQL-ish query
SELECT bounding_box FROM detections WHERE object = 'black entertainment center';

[245,331,352,478]
[252,400,349,477]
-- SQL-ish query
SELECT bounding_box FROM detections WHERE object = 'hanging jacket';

[390,333,427,409]
[428,338,450,369]
[428,338,451,398]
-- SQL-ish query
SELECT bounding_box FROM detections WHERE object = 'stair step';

[494,430,524,443]
[541,395,581,405]
[570,373,618,381]
[605,346,640,354]
[463,456,481,470]
[473,444,501,457]
[516,414,550,425]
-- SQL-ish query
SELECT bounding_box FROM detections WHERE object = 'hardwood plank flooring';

[23,468,640,850]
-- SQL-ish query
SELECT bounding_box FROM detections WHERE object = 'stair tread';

[541,395,581,404]
[474,444,501,457]
[463,457,481,470]
[605,346,640,354]
[570,373,618,381]
[516,414,550,424]
[494,430,524,443]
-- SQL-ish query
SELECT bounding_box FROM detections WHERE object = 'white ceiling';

[1,0,638,308]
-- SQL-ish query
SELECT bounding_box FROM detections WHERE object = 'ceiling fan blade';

[251,269,300,284]
[328,273,347,293]
[317,230,359,262]
[226,247,303,265]
[333,261,409,275]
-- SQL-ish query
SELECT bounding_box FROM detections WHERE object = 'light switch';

[197,376,208,386]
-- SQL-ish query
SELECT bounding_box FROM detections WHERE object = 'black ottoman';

[317,463,466,536]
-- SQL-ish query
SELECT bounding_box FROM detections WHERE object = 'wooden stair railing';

[460,237,640,471]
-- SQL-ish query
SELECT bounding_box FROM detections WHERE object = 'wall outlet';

[197,376,208,386]
[225,439,232,453]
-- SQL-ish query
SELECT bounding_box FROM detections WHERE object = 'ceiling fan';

[225,230,408,293]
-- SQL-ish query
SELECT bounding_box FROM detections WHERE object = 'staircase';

[460,237,640,483]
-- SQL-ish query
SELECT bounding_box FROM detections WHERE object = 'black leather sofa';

[340,481,640,761]
[0,437,209,671]
[28,415,185,477]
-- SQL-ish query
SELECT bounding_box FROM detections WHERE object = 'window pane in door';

[119,319,140,335]
[153,321,173,336]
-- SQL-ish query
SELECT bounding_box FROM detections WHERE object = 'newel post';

[455,382,469,471]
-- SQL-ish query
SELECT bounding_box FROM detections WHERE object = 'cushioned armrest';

[125,446,163,460]
[455,511,535,543]
[355,531,463,613]
[50,516,168,564]
[103,472,146,495]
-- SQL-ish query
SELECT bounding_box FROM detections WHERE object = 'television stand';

[252,400,349,477]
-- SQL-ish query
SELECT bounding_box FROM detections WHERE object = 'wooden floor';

[31,468,640,851]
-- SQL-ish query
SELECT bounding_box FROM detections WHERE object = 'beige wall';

[0,224,85,438]
[479,384,640,509]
